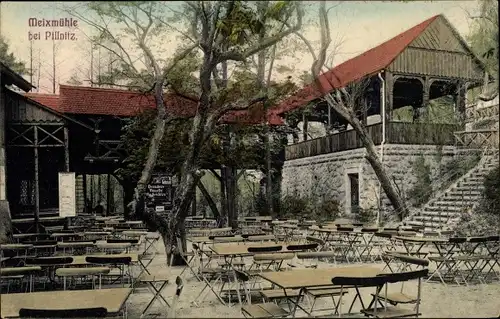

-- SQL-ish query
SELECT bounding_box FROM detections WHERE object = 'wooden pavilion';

[270,14,487,160]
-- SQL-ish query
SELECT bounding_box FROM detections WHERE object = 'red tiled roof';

[271,15,440,116]
[26,85,283,125]
[24,93,62,112]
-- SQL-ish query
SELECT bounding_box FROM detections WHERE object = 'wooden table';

[209,241,301,257]
[260,265,382,289]
[260,266,383,317]
[0,288,132,318]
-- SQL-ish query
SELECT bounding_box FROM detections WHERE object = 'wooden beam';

[34,126,40,232]
[64,126,70,171]
[384,71,394,141]
[208,168,221,181]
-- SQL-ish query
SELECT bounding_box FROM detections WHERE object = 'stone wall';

[281,144,459,215]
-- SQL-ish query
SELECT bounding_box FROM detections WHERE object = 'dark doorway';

[348,173,360,214]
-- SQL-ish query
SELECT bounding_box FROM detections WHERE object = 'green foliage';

[409,156,432,207]
[482,166,500,214]
[354,208,377,224]
[467,0,498,82]
[456,166,500,236]
[279,192,340,222]
[438,152,481,191]
[0,36,27,75]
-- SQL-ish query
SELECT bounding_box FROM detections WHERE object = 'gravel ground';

[126,239,500,318]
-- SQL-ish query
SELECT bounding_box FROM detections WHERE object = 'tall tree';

[69,1,303,263]
[0,36,27,74]
[297,0,410,220]
[468,0,499,101]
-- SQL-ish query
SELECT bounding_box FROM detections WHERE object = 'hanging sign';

[145,173,174,212]
[59,172,76,217]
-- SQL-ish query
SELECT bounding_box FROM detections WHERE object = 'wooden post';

[384,72,394,142]
[455,81,466,128]
[106,174,111,215]
[83,174,87,213]
[34,126,40,232]
[63,126,69,172]
[422,77,430,108]
[90,175,94,210]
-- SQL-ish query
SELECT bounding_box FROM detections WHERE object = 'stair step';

[414,216,449,223]
[406,220,442,228]
[425,206,467,212]
[432,200,477,205]
[420,211,461,217]
[441,194,481,199]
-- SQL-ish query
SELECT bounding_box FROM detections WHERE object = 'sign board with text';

[58,172,76,218]
[145,173,175,213]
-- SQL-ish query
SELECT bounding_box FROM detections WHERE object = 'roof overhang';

[0,62,35,92]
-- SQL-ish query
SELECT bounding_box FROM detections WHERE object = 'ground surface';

[126,240,500,318]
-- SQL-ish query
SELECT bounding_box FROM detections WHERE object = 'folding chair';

[331,275,388,316]
[428,237,466,285]
[19,307,107,318]
[364,269,428,318]
[139,275,170,317]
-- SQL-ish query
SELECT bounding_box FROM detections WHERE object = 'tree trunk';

[0,201,13,244]
[220,166,228,227]
[197,179,221,221]
[227,165,237,229]
[162,113,216,264]
[346,110,409,218]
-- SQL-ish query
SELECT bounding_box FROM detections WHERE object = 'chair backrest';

[25,257,74,265]
[468,236,489,243]
[449,237,467,244]
[305,236,325,245]
[487,235,500,242]
[332,275,388,287]
[19,307,107,318]
[381,269,429,283]
[85,256,132,265]
[234,270,250,282]
[247,245,282,253]
[208,234,235,240]
[286,243,319,252]
[390,253,429,267]
[337,227,354,232]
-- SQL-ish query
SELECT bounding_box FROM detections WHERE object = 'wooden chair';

[240,272,289,319]
[331,275,388,316]
[364,269,428,318]
[19,307,107,318]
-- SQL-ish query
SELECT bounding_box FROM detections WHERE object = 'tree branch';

[218,3,303,63]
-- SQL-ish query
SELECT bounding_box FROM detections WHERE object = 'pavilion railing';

[285,122,460,160]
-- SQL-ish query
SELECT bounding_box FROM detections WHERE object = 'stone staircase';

[404,152,499,231]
